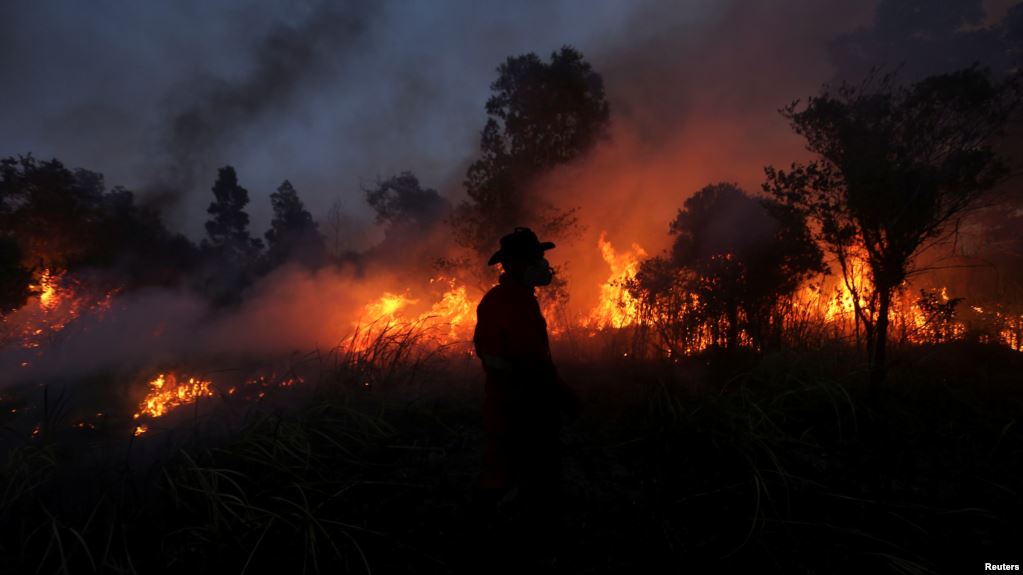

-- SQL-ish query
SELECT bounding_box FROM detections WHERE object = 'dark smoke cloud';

[151,1,376,213]
[2,1,1019,271]
[829,0,1022,82]
[0,0,635,241]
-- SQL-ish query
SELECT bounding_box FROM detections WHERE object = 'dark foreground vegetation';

[1,341,1020,574]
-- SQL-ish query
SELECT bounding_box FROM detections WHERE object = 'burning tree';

[0,156,105,271]
[670,184,823,351]
[765,67,1018,384]
[631,183,822,354]
[915,288,965,344]
[0,155,196,289]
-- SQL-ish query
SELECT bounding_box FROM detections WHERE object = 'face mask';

[523,257,554,287]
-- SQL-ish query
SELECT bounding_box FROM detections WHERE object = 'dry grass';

[0,333,1020,573]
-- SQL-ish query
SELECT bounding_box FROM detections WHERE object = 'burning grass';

[1,233,1022,572]
[5,238,1021,436]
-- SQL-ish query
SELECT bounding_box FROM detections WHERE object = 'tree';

[366,171,450,230]
[264,180,326,269]
[324,197,347,261]
[452,46,610,259]
[764,67,1017,384]
[666,183,823,351]
[0,155,197,287]
[203,165,263,265]
[0,155,105,270]
[364,171,452,273]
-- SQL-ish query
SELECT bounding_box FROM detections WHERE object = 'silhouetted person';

[470,227,580,571]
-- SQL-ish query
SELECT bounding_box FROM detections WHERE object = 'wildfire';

[244,373,305,390]
[587,232,647,329]
[349,277,475,350]
[133,373,214,419]
[360,293,418,330]
[15,269,81,349]
[127,369,314,433]
[36,269,59,310]
[2,269,121,360]
[422,277,474,342]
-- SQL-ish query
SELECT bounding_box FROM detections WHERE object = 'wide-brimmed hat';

[487,227,556,266]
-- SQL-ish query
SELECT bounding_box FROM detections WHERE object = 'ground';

[1,341,1021,574]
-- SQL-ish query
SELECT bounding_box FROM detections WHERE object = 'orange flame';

[133,373,214,419]
[349,277,475,350]
[36,269,59,311]
[587,232,647,329]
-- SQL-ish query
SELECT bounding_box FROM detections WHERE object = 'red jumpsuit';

[473,273,562,494]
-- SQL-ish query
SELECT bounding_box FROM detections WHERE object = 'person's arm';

[473,295,510,375]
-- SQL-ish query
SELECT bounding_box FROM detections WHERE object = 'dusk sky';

[2,1,1017,242]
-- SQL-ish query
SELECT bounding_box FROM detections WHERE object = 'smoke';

[149,1,376,214]
[0,0,638,241]
[3,0,1022,384]
[526,0,1023,313]
[829,0,1022,82]
[534,0,875,312]
[0,263,416,384]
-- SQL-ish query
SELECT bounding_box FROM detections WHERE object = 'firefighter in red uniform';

[472,227,580,519]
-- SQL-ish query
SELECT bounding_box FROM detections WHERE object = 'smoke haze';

[2,0,1020,380]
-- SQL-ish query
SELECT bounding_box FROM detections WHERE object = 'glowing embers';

[35,269,60,311]
[999,314,1023,352]
[587,232,647,329]
[133,373,214,419]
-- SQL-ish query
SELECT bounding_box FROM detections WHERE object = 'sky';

[1,0,1018,248]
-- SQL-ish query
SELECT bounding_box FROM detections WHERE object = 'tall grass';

[0,333,1020,573]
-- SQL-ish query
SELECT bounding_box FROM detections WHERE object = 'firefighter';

[472,227,580,519]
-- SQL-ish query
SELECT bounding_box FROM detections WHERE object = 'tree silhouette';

[0,155,196,289]
[0,156,104,270]
[662,183,822,351]
[364,171,452,274]
[198,166,263,306]
[264,180,326,270]
[203,165,263,265]
[366,171,449,229]
[452,46,609,259]
[89,185,198,286]
[765,67,1017,384]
